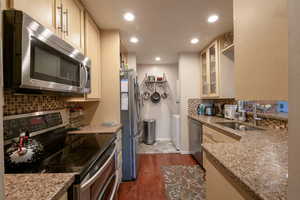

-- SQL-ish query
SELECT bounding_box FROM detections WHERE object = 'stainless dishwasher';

[188,118,203,166]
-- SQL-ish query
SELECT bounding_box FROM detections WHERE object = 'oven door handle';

[80,146,117,190]
[97,173,118,200]
[109,174,119,200]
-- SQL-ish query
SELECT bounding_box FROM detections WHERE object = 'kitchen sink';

[216,122,265,131]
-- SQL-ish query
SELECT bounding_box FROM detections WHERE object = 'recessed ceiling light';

[123,12,135,22]
[190,38,199,44]
[155,57,161,61]
[208,15,219,23]
[130,37,139,43]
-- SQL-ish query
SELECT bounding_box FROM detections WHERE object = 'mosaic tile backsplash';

[4,91,67,116]
[188,98,288,130]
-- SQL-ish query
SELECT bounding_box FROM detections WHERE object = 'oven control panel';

[4,112,63,140]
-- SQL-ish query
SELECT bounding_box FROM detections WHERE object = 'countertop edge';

[188,114,243,139]
[51,175,75,200]
[203,146,265,200]
[5,173,76,200]
[67,124,123,134]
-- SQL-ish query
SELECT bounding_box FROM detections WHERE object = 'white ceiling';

[81,0,233,64]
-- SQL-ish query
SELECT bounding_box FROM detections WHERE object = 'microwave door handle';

[80,65,85,89]
[80,146,117,190]
[84,66,88,88]
[81,66,88,92]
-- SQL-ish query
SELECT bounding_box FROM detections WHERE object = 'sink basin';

[216,122,264,131]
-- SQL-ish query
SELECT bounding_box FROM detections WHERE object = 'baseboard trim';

[156,138,171,142]
[180,151,192,154]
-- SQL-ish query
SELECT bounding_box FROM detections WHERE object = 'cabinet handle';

[63,9,69,36]
[57,3,63,31]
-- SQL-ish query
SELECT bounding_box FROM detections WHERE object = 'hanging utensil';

[161,92,168,99]
[151,84,161,104]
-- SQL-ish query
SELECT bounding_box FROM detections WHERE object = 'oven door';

[75,144,118,200]
[97,173,118,200]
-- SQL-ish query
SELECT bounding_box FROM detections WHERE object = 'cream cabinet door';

[8,0,56,32]
[208,41,219,97]
[204,152,251,200]
[201,51,209,96]
[234,0,288,100]
[62,0,85,52]
[201,41,219,98]
[85,13,101,100]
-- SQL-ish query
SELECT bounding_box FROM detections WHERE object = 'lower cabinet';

[58,192,68,200]
[204,152,254,200]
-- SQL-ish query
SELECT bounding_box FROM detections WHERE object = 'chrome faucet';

[253,104,262,126]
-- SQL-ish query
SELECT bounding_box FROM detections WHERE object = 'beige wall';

[127,53,137,71]
[288,0,300,199]
[178,53,201,153]
[137,64,179,140]
[0,1,5,198]
[84,30,121,125]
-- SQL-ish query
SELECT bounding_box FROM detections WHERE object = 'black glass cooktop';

[44,133,116,175]
[5,130,116,177]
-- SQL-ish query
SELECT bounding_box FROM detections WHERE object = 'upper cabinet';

[201,41,219,98]
[200,35,235,99]
[84,13,101,100]
[8,0,85,53]
[233,0,288,100]
[66,11,102,102]
[60,0,85,52]
[7,0,56,32]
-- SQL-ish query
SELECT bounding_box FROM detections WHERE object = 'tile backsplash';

[188,98,288,130]
[4,90,67,116]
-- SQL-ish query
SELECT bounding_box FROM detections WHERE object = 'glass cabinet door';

[209,42,217,95]
[201,52,208,95]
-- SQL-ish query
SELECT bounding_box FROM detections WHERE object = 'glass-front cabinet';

[201,52,208,96]
[201,41,219,98]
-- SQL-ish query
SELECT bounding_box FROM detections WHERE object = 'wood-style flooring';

[117,153,198,200]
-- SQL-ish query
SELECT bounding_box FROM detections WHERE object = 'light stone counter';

[188,114,288,200]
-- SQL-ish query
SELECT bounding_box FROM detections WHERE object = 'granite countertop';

[5,173,75,200]
[67,123,122,135]
[188,114,288,200]
[247,112,288,121]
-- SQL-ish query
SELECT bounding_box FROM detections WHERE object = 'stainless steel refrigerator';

[120,69,142,181]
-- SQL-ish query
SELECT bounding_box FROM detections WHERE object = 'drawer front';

[203,126,238,143]
[203,134,216,144]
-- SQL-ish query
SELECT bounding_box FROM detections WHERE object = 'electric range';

[4,110,118,200]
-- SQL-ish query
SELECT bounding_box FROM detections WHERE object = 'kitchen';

[0,0,298,200]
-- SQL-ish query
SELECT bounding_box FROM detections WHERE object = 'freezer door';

[120,70,140,181]
[132,133,139,179]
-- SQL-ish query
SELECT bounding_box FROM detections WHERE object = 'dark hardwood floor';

[117,153,198,200]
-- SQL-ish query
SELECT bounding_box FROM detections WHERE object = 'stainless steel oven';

[3,10,91,94]
[74,143,118,200]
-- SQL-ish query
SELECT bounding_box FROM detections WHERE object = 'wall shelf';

[221,44,234,54]
[144,80,167,84]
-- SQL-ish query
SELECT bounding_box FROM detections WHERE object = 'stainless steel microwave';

[3,10,91,94]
